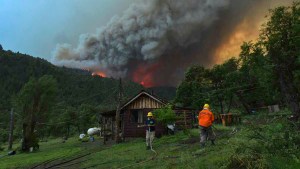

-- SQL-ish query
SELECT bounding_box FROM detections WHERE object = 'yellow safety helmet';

[203,104,210,109]
[147,112,153,117]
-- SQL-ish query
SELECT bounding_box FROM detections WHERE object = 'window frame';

[130,109,144,124]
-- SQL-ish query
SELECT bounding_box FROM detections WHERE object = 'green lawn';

[0,120,299,169]
[0,137,83,169]
[0,126,234,169]
[81,125,238,169]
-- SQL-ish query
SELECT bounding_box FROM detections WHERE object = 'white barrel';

[87,127,101,136]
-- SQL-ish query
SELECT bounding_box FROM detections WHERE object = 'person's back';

[198,109,214,127]
[198,104,215,148]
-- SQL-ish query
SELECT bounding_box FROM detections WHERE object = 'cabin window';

[131,110,144,123]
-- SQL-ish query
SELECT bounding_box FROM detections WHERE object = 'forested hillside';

[0,49,145,142]
[0,50,145,109]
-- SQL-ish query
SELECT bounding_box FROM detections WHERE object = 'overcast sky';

[0,0,136,59]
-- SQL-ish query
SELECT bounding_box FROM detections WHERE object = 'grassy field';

[0,138,83,169]
[0,115,299,169]
[81,126,234,169]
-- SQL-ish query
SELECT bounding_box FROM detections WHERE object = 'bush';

[226,118,300,169]
[227,141,269,169]
[78,135,89,142]
[153,104,176,125]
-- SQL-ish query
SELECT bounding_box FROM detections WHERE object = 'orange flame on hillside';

[133,63,160,87]
[92,72,106,77]
[140,81,145,85]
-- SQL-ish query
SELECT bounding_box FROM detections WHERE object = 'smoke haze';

[52,0,292,87]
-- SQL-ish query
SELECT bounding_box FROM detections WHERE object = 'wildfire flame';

[92,72,106,77]
[133,63,160,87]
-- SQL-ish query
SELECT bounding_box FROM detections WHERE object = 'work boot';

[146,146,150,150]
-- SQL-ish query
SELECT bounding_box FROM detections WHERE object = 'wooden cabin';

[101,90,195,139]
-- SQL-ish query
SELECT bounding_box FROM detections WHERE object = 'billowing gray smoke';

[52,0,288,87]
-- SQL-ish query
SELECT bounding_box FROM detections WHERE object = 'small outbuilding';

[101,90,195,139]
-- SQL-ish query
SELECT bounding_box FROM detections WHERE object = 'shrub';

[78,135,89,142]
[226,118,300,169]
[153,104,176,125]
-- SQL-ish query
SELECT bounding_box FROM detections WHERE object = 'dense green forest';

[175,2,300,117]
[0,50,144,110]
[0,49,148,143]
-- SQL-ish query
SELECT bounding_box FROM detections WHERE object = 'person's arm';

[137,120,148,128]
[152,119,156,126]
[146,119,155,126]
[198,111,201,122]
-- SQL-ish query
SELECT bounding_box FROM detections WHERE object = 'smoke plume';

[52,0,291,87]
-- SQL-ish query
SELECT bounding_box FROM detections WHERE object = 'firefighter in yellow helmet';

[145,112,156,150]
[198,104,215,148]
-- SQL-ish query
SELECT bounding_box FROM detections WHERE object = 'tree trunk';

[21,123,27,151]
[21,109,38,152]
[8,108,14,150]
[115,108,121,143]
[226,95,234,114]
[102,117,106,145]
[278,69,300,120]
[67,125,70,139]
[115,78,123,143]
[218,95,224,114]
[22,123,34,152]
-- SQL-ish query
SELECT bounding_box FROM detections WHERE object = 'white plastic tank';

[87,127,101,136]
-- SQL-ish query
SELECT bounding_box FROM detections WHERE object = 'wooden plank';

[124,94,165,110]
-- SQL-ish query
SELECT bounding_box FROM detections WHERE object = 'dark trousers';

[200,126,215,146]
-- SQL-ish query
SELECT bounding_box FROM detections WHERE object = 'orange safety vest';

[198,109,214,127]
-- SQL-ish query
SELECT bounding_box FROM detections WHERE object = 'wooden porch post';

[184,110,187,129]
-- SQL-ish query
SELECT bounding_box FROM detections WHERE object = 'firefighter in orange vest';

[198,104,215,148]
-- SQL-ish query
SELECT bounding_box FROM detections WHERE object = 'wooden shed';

[101,90,195,139]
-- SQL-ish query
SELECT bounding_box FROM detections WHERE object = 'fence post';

[8,108,14,150]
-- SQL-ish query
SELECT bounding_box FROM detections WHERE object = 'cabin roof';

[101,90,167,116]
[120,90,167,109]
[101,90,196,116]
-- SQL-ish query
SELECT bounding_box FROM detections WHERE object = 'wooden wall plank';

[124,94,164,109]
